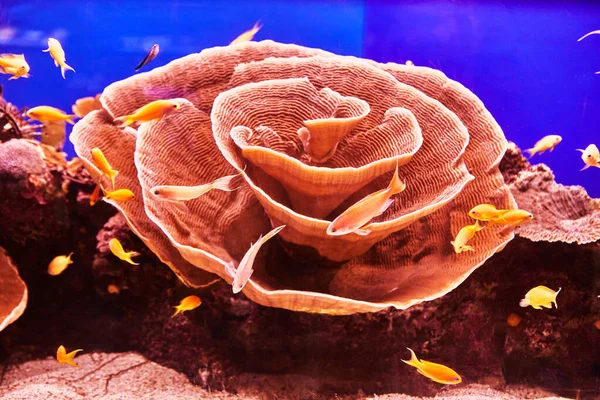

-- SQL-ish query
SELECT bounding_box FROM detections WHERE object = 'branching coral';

[71,40,516,314]
[0,247,27,331]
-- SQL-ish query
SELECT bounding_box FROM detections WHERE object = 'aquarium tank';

[0,1,598,399]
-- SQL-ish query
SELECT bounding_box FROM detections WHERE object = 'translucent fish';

[135,44,159,71]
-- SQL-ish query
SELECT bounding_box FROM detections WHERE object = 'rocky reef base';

[0,139,598,399]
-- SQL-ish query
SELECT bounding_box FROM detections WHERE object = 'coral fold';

[0,247,27,331]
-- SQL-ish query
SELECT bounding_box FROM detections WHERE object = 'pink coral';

[71,41,516,314]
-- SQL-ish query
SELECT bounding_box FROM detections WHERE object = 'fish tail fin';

[100,187,111,200]
[60,62,75,79]
[253,20,263,31]
[474,220,485,232]
[553,287,561,308]
[260,225,286,245]
[401,348,421,368]
[126,251,141,265]
[525,148,536,158]
[113,115,134,127]
[107,170,118,190]
[462,245,475,252]
[211,174,239,192]
[171,306,182,318]
[65,114,76,125]
[388,162,406,195]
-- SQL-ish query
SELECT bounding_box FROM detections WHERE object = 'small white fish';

[151,174,239,202]
[135,44,159,71]
[576,144,600,171]
[226,225,285,294]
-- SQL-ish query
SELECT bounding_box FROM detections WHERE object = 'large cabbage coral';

[71,41,516,314]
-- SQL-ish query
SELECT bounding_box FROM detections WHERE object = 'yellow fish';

[0,53,30,79]
[56,345,83,367]
[43,38,75,79]
[525,135,562,158]
[26,106,75,125]
[108,238,140,265]
[226,225,286,293]
[492,209,533,227]
[402,348,462,385]
[151,174,239,203]
[451,220,484,253]
[520,285,561,309]
[576,144,600,171]
[468,204,507,222]
[172,295,202,318]
[113,100,180,127]
[327,163,406,236]
[48,253,74,276]
[230,21,262,45]
[102,188,135,202]
[91,148,119,189]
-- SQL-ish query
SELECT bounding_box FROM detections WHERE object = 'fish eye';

[152,189,160,195]
[331,228,337,233]
[528,214,533,218]
[172,104,178,109]
[587,154,592,158]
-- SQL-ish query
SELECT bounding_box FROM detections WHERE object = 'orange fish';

[56,345,83,367]
[468,204,507,222]
[48,253,74,276]
[89,184,101,206]
[102,188,135,202]
[402,348,462,385]
[108,238,140,265]
[492,210,533,227]
[327,163,405,236]
[230,21,262,45]
[172,295,202,318]
[113,99,180,127]
[91,148,119,190]
[451,220,484,253]
[507,313,522,327]
[26,106,75,125]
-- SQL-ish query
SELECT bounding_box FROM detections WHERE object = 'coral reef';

[502,143,600,244]
[0,138,598,399]
[71,40,516,314]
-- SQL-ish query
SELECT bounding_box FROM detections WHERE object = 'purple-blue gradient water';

[1,0,599,196]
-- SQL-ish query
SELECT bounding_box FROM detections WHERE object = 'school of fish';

[2,24,595,388]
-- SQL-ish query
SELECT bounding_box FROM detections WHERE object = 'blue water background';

[1,0,598,197]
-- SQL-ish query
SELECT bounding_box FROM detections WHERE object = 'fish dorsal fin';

[0,53,24,60]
